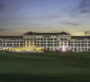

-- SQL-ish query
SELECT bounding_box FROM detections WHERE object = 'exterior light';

[57,46,71,52]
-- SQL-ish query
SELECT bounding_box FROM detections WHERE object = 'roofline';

[0,36,22,39]
[24,32,70,35]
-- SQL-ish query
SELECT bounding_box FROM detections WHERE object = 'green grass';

[0,52,90,82]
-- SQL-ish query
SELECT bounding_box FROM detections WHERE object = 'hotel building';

[0,31,90,52]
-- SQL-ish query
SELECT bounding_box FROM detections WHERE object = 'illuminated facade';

[0,32,90,52]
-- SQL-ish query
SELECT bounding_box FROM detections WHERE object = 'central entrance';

[56,46,71,52]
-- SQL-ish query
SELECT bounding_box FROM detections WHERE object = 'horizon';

[0,31,90,37]
[0,0,90,36]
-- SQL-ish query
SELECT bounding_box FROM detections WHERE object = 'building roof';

[71,36,90,39]
[24,32,70,35]
[0,36,22,39]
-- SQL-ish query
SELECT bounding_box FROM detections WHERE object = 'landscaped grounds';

[0,52,90,82]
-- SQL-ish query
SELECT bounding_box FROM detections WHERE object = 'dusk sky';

[0,0,90,36]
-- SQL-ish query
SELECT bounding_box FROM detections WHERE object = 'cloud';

[79,0,90,13]
[0,3,4,11]
[0,28,5,31]
[85,31,90,34]
[0,28,13,32]
[29,14,61,20]
[69,0,90,18]
[62,21,82,26]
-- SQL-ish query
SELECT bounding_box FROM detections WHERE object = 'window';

[20,44,23,47]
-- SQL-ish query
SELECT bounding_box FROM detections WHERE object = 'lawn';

[0,52,90,82]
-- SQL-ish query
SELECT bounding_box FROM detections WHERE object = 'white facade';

[0,32,90,52]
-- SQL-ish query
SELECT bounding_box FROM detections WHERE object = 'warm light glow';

[62,46,66,52]
[3,46,44,52]
[57,46,71,52]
